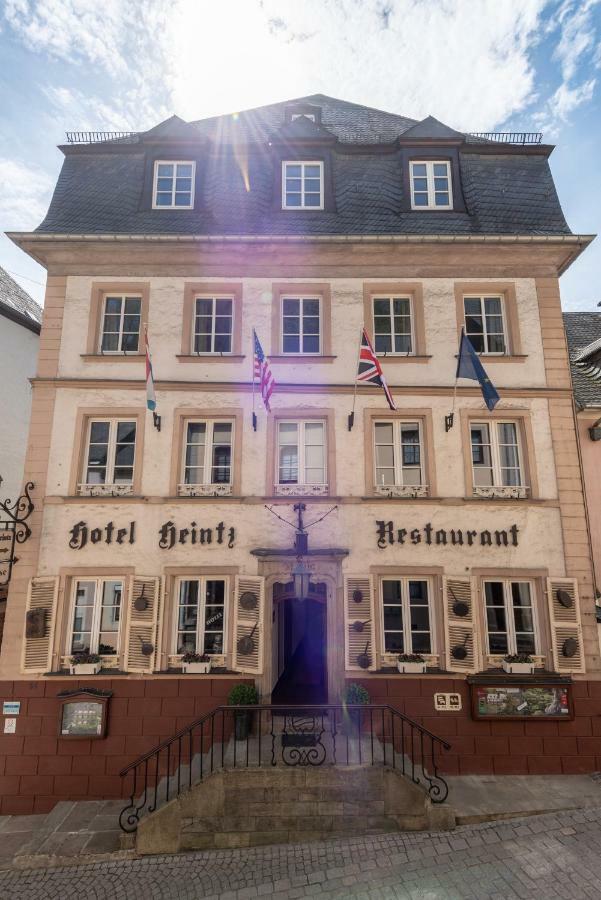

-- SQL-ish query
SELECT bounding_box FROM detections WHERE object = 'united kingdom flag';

[253,329,275,412]
[356,327,396,410]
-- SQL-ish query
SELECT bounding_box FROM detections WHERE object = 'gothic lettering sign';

[376,520,519,550]
[0,529,15,585]
[68,520,236,550]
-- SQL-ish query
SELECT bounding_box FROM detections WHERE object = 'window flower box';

[69,654,101,676]
[397,654,426,674]
[181,653,212,674]
[502,655,534,675]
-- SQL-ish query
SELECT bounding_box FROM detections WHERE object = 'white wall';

[0,314,38,503]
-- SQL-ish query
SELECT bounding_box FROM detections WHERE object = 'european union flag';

[456,330,500,411]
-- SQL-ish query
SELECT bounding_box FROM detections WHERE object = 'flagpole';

[445,330,461,433]
[348,326,363,431]
[144,323,161,432]
[251,329,257,432]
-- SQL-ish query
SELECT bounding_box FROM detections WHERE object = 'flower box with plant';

[69,652,102,675]
[341,682,370,735]
[227,683,259,740]
[181,651,212,674]
[397,653,426,674]
[502,654,535,675]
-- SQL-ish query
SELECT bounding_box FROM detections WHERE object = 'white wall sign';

[3,718,16,734]
[0,529,14,585]
[434,692,462,711]
[2,701,20,716]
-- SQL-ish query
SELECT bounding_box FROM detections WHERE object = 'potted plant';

[502,653,535,675]
[181,651,212,674]
[341,682,370,736]
[397,653,426,674]
[227,683,259,740]
[69,652,101,675]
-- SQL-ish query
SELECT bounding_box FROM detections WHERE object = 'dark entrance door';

[271,582,327,704]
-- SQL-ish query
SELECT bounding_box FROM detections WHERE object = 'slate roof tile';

[0,266,42,326]
[563,312,601,408]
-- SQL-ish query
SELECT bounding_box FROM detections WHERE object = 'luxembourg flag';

[145,327,157,412]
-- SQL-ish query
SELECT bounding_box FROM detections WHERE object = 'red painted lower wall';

[0,676,599,816]
[351,677,601,778]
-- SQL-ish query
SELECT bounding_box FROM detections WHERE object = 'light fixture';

[292,558,311,601]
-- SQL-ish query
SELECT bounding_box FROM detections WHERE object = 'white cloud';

[0,158,54,229]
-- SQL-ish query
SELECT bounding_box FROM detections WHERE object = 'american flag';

[356,327,396,410]
[253,329,275,411]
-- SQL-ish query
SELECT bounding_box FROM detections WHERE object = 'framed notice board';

[471,682,573,720]
[57,688,112,738]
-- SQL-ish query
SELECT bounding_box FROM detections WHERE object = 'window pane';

[413,178,428,192]
[487,334,506,353]
[303,298,320,317]
[412,164,427,176]
[283,335,300,353]
[176,164,193,177]
[194,334,212,353]
[286,164,302,177]
[373,299,390,316]
[216,299,232,315]
[155,193,172,206]
[304,165,321,177]
[285,193,302,207]
[433,163,448,176]
[512,582,531,608]
[90,421,110,444]
[175,193,191,206]
[116,422,136,444]
[413,193,428,206]
[435,192,449,206]
[304,194,321,207]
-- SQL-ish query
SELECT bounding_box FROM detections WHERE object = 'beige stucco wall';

[58,275,547,388]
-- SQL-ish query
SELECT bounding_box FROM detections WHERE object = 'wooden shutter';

[124,576,161,673]
[442,577,479,673]
[546,578,585,674]
[22,576,59,673]
[232,576,265,674]
[344,576,376,672]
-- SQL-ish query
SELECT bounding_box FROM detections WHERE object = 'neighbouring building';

[0,268,41,641]
[564,311,601,608]
[0,95,599,818]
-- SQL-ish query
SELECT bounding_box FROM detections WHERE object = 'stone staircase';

[120,708,455,852]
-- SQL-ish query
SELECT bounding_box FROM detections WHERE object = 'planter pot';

[182,661,212,674]
[502,660,534,675]
[397,661,426,674]
[234,710,253,740]
[69,662,101,675]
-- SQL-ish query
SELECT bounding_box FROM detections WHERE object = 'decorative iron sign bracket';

[0,482,34,586]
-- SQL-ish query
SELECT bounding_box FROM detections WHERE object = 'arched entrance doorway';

[271,580,328,704]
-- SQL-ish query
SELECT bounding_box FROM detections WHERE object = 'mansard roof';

[33,94,571,239]
[564,312,601,408]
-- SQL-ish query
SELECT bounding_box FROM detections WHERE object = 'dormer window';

[410,160,452,210]
[153,160,195,209]
[291,113,316,122]
[282,161,324,210]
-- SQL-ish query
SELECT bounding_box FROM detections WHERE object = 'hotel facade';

[1,96,599,816]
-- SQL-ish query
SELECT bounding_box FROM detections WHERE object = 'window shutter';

[124,576,162,673]
[344,576,376,672]
[22,577,59,673]
[442,577,479,673]
[546,578,585,674]
[232,576,265,675]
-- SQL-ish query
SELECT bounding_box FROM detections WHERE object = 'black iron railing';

[118,704,451,833]
[466,131,542,145]
[65,131,138,144]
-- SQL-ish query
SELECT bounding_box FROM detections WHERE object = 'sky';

[0,0,600,311]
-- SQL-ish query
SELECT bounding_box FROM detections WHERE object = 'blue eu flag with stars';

[456,330,500,411]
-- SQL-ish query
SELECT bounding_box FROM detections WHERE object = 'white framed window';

[80,419,136,493]
[281,296,321,354]
[276,420,327,493]
[484,580,537,656]
[410,160,452,210]
[180,420,233,495]
[99,294,142,353]
[372,296,413,355]
[69,578,123,656]
[464,295,507,354]
[174,577,227,656]
[381,578,434,655]
[152,160,195,209]
[282,161,324,209]
[373,420,424,491]
[470,421,524,491]
[193,296,233,354]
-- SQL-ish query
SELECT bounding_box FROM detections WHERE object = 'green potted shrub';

[341,682,370,736]
[397,653,426,674]
[502,653,534,675]
[181,651,212,674]
[69,651,101,676]
[228,683,259,740]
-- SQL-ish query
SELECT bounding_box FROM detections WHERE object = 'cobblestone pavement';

[2,807,601,899]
